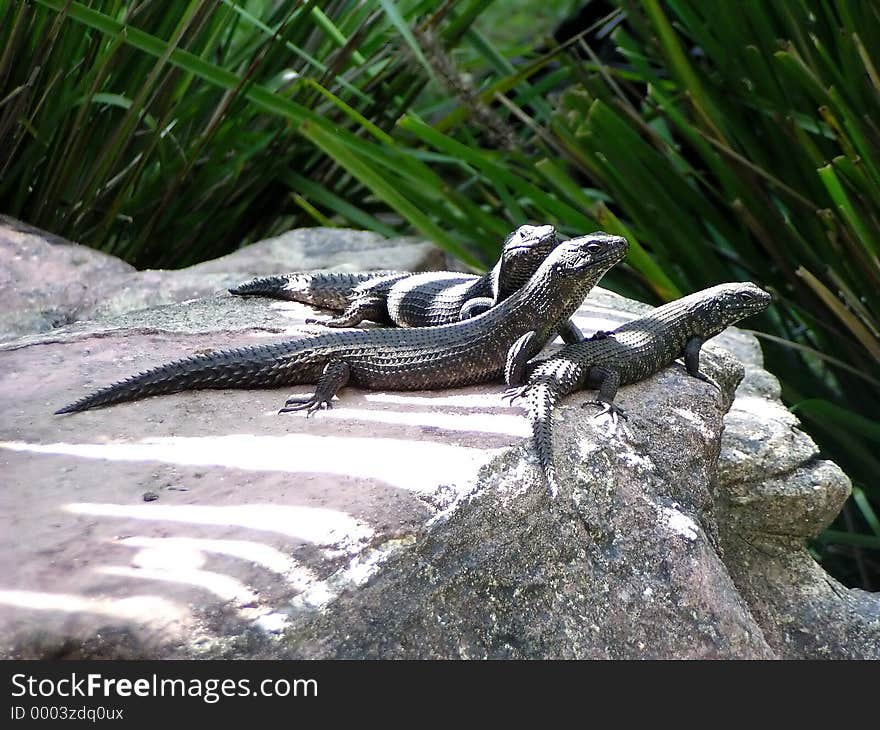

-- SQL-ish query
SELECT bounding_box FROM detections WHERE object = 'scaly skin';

[506,283,772,496]
[56,233,629,415]
[229,225,584,340]
[229,270,406,313]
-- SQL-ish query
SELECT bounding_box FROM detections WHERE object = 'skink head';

[500,224,558,259]
[547,231,629,279]
[692,282,772,336]
[494,224,561,298]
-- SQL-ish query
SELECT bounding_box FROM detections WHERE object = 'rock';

[715,344,878,659]
[283,348,774,659]
[0,220,876,659]
[0,215,134,342]
[0,217,447,343]
[579,290,878,659]
[86,229,447,323]
[187,227,447,277]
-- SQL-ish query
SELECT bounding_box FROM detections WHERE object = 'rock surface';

[0,217,445,343]
[0,217,876,659]
[717,361,880,659]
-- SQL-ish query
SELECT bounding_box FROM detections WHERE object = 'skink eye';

[587,243,602,253]
[739,292,754,302]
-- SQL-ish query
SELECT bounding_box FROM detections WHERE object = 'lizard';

[55,233,629,415]
[229,224,585,343]
[503,282,772,496]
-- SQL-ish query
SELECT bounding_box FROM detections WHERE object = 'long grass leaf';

[796,266,880,361]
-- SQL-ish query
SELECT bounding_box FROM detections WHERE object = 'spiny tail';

[55,343,304,414]
[526,383,561,497]
[229,272,395,309]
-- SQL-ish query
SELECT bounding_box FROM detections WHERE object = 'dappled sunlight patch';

[290,536,414,612]
[0,434,500,492]
[93,546,298,634]
[313,405,528,437]
[64,502,372,550]
[97,566,259,605]
[268,300,311,316]
[0,589,186,624]
[658,505,699,542]
[0,539,318,640]
[727,394,797,422]
[671,407,714,440]
[362,390,517,409]
[570,310,626,335]
[116,536,316,590]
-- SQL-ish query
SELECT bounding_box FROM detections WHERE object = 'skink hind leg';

[581,366,627,423]
[306,296,388,327]
[279,361,350,416]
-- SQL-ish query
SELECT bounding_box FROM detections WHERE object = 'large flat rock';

[0,288,763,658]
[0,220,875,659]
[0,218,446,343]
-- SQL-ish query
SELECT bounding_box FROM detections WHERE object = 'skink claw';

[502,386,528,405]
[582,400,628,425]
[588,330,614,341]
[278,395,333,417]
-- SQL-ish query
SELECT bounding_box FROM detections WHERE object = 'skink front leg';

[279,361,351,416]
[684,337,719,391]
[582,366,627,423]
[505,330,539,387]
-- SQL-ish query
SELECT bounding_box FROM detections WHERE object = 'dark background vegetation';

[2,0,878,588]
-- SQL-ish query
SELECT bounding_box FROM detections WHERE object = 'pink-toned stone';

[0,218,873,659]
